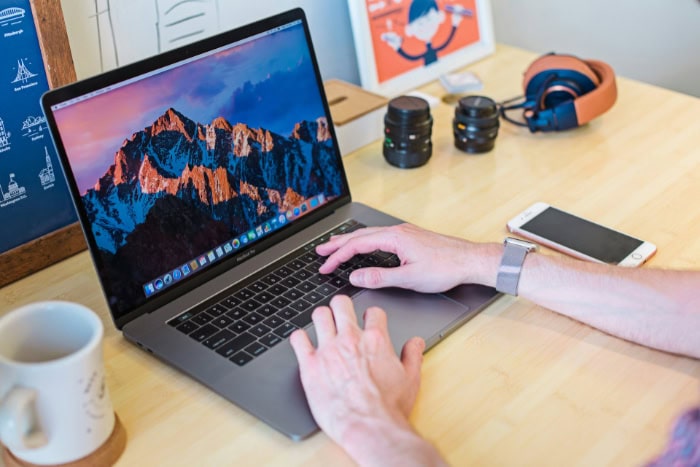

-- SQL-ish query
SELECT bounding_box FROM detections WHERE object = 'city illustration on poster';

[0,0,76,252]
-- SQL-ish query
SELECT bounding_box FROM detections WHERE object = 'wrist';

[458,242,503,287]
[338,407,442,466]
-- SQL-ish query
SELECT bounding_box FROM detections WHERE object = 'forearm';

[470,244,700,359]
[339,410,446,467]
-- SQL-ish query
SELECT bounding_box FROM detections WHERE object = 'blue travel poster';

[0,0,77,252]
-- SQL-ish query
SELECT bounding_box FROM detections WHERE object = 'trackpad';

[352,288,471,354]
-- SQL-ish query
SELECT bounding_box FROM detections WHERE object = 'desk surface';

[2,45,699,466]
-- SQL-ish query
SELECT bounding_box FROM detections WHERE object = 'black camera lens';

[383,96,433,168]
[453,95,499,154]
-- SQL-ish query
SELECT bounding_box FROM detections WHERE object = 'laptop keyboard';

[167,220,400,366]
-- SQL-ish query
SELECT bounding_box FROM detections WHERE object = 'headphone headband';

[503,53,617,132]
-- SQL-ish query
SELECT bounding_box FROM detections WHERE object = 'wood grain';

[0,0,85,288]
[1,45,698,466]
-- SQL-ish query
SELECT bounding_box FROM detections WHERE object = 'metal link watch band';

[496,237,537,296]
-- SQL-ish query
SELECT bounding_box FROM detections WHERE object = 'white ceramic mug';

[0,301,115,465]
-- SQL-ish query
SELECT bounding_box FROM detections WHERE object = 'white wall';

[490,0,700,97]
[60,0,360,85]
[61,1,699,97]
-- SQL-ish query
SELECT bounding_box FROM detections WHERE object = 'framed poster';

[0,0,85,287]
[348,0,495,96]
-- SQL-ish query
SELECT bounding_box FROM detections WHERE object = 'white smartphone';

[507,202,657,267]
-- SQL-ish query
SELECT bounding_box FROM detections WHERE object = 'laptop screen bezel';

[41,8,352,329]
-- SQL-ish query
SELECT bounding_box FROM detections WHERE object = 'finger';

[348,263,418,290]
[328,295,359,334]
[363,306,388,334]
[289,329,315,365]
[319,231,401,274]
[315,227,386,256]
[310,305,336,346]
[400,337,425,384]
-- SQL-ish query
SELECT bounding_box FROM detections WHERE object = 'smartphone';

[507,202,656,267]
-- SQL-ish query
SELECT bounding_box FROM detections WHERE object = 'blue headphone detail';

[500,53,617,132]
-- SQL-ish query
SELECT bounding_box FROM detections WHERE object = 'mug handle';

[0,387,48,451]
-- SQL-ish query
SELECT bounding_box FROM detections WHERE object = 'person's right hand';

[316,223,501,293]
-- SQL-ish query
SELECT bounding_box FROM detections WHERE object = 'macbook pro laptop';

[41,8,500,440]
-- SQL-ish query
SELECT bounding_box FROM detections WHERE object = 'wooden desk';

[2,45,699,466]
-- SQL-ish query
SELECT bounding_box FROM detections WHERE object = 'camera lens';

[383,96,433,168]
[453,95,499,154]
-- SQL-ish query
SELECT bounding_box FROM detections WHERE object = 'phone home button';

[631,253,643,260]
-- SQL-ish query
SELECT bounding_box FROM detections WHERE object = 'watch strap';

[496,238,535,296]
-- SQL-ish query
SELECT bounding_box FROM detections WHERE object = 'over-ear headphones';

[499,53,617,132]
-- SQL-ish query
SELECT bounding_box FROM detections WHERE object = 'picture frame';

[347,0,495,97]
[0,0,85,288]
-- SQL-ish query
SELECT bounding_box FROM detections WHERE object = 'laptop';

[41,8,499,440]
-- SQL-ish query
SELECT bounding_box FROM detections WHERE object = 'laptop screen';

[44,11,349,321]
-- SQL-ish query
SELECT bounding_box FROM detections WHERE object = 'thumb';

[400,337,425,384]
[349,264,417,289]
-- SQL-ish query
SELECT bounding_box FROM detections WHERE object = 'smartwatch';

[496,237,537,296]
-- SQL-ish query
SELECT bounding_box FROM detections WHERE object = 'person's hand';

[381,31,402,50]
[451,12,464,27]
[290,295,424,442]
[317,223,501,293]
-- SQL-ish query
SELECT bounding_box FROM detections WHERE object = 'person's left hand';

[290,295,425,447]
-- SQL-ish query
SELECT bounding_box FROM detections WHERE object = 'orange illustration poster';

[366,0,481,84]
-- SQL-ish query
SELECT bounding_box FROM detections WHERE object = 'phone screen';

[520,207,643,264]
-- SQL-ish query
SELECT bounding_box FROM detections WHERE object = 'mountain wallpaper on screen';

[82,107,343,311]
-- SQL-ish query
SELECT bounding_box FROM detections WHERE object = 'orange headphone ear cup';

[520,53,617,131]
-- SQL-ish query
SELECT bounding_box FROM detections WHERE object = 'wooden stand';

[1,414,126,467]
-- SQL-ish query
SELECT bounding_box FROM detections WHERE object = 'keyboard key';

[257,304,278,316]
[230,351,254,366]
[189,324,218,342]
[228,321,250,333]
[245,342,268,357]
[267,284,287,295]
[260,333,282,348]
[277,308,298,320]
[169,311,194,326]
[263,315,284,328]
[290,309,314,328]
[289,259,306,270]
[216,332,256,358]
[274,266,293,277]
[294,269,312,281]
[307,274,330,286]
[314,283,337,297]
[249,323,272,338]
[254,291,274,304]
[336,284,362,297]
[298,281,315,293]
[234,289,255,301]
[271,297,291,309]
[176,320,199,334]
[207,304,228,317]
[241,299,263,312]
[261,273,282,286]
[274,322,298,338]
[242,312,264,325]
[222,296,240,309]
[299,252,319,263]
[203,329,235,349]
[289,298,312,313]
[211,315,234,329]
[283,288,305,301]
[192,312,214,326]
[304,291,324,304]
[281,276,301,288]
[225,308,248,320]
[249,281,267,293]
